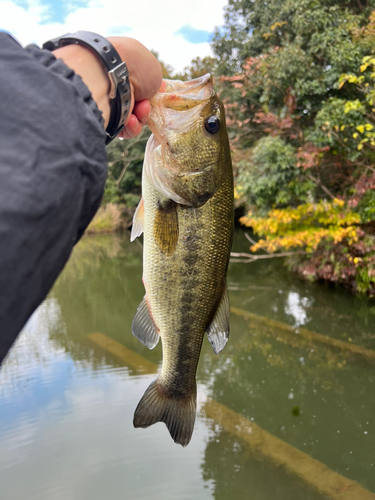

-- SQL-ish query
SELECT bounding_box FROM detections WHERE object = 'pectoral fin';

[144,136,192,206]
[206,286,230,354]
[130,198,144,241]
[154,199,179,255]
[132,296,160,349]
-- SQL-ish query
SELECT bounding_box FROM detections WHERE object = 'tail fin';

[133,378,196,447]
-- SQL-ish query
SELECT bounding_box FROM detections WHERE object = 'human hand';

[108,37,162,139]
[52,36,163,140]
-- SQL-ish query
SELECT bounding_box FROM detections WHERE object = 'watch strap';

[43,31,131,144]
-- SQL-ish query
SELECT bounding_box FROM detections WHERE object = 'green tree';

[213,0,374,76]
[212,0,375,294]
[104,128,150,208]
[238,136,314,213]
[213,0,375,205]
[174,56,217,81]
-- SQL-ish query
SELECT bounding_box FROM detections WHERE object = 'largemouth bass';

[130,74,233,447]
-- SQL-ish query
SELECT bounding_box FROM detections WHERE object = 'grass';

[86,203,124,234]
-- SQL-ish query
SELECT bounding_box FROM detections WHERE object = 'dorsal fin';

[132,296,160,349]
[206,286,230,354]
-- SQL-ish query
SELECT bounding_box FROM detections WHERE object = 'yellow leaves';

[344,100,362,114]
[270,21,287,31]
[355,124,373,134]
[348,256,363,265]
[239,200,360,253]
[344,118,375,151]
[334,198,345,207]
[263,20,287,39]
[359,57,375,73]
[339,56,375,139]
[234,185,245,200]
[339,75,362,88]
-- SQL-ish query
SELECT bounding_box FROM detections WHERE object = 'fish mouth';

[148,73,214,143]
[163,73,214,101]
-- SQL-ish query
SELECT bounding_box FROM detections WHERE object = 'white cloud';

[0,0,227,72]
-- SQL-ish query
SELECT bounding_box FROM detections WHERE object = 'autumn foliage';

[211,0,375,295]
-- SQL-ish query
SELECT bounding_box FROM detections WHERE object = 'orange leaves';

[296,143,330,169]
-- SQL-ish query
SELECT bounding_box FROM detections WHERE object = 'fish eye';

[205,116,221,134]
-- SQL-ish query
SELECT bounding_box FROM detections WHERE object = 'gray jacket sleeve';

[0,32,108,363]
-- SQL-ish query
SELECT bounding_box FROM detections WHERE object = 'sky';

[0,0,228,73]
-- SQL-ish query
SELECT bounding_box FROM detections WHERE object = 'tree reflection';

[201,425,324,500]
[46,233,162,369]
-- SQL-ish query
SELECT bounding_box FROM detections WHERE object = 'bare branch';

[306,173,336,200]
[116,161,130,188]
[244,232,270,254]
[230,250,307,263]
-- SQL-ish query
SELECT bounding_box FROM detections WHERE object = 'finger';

[118,114,143,139]
[132,100,151,125]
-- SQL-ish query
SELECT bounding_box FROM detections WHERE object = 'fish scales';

[144,176,232,391]
[131,74,233,446]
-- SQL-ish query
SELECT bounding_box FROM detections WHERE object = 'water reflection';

[0,232,374,499]
[0,308,212,500]
[284,291,313,327]
[202,424,324,500]
[230,231,375,349]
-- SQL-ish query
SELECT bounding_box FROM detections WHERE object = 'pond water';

[0,231,374,500]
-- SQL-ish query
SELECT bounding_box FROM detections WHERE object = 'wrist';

[52,44,111,127]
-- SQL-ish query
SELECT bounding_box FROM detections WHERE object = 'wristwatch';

[43,31,131,144]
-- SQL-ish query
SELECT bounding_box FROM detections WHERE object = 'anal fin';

[132,296,159,349]
[206,285,230,354]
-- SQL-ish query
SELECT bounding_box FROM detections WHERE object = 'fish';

[130,74,234,447]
